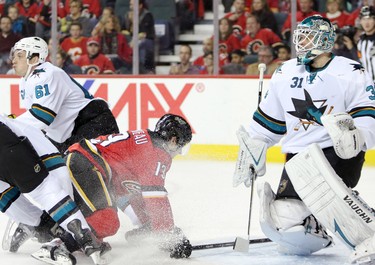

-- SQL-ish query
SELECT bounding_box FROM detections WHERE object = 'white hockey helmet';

[13,36,48,64]
[292,15,336,65]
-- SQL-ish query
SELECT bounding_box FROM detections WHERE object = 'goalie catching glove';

[233,125,267,187]
[321,112,365,159]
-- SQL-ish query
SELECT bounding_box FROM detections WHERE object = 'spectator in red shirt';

[74,36,116,74]
[60,21,88,62]
[218,17,241,56]
[281,0,320,42]
[194,37,227,70]
[64,0,101,18]
[240,14,283,55]
[324,0,349,29]
[224,0,249,35]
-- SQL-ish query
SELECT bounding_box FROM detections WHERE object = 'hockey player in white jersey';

[233,15,375,258]
[11,36,119,153]
[0,116,109,264]
[7,36,120,255]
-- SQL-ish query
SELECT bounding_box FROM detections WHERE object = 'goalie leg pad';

[350,235,375,264]
[285,143,375,249]
[257,181,333,255]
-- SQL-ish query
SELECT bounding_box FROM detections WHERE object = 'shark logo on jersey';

[31,68,46,78]
[351,63,365,73]
[287,89,332,130]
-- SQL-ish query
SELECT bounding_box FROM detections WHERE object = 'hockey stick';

[193,237,271,250]
[233,63,267,252]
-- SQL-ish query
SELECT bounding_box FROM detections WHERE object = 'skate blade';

[2,219,17,251]
[31,248,76,265]
[89,251,110,265]
[233,237,249,252]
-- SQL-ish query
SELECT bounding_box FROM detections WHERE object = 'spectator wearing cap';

[357,5,375,82]
[74,36,116,74]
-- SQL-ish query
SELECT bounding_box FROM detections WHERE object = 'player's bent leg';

[285,143,375,249]
[257,181,333,255]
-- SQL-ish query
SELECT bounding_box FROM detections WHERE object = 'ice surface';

[1,160,375,265]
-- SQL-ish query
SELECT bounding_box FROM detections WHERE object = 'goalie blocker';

[285,144,375,264]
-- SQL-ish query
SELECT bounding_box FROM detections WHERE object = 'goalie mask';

[155,114,192,151]
[293,15,336,65]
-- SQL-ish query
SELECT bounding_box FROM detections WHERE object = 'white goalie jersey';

[248,56,375,154]
[16,62,93,143]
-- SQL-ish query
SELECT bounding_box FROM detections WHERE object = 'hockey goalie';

[233,14,375,263]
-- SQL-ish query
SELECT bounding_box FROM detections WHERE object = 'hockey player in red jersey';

[64,113,193,258]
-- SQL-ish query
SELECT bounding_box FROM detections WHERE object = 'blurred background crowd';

[0,0,373,77]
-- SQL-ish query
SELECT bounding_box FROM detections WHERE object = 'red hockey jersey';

[91,130,175,231]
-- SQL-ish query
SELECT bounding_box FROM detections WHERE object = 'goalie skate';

[31,238,77,265]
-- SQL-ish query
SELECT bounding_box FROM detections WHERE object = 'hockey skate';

[31,238,77,265]
[67,219,110,265]
[9,222,36,252]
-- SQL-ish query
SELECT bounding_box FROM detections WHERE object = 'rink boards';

[0,75,374,165]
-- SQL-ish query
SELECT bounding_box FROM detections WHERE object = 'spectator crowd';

[0,0,373,78]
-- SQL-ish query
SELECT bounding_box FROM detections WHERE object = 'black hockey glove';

[158,227,192,259]
[169,238,192,259]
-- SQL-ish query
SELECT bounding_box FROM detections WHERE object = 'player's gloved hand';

[159,227,192,259]
[321,112,365,159]
[125,222,152,242]
[233,126,267,188]
[169,238,192,259]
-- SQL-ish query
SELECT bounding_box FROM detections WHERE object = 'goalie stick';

[193,237,271,250]
[233,63,267,252]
